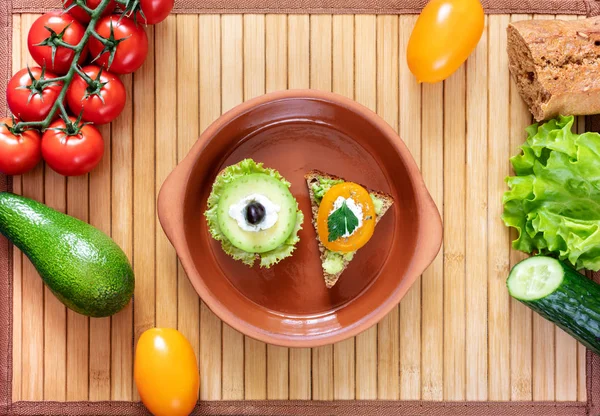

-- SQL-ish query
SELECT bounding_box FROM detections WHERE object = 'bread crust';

[507,16,600,121]
[305,170,394,288]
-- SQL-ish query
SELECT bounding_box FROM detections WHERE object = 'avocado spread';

[370,195,384,216]
[311,178,344,203]
[322,250,356,275]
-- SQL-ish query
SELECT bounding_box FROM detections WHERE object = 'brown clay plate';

[158,90,442,347]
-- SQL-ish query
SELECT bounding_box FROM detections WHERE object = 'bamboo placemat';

[1,1,600,415]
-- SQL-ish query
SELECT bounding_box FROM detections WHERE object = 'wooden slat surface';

[487,14,509,401]
[378,14,400,402]
[88,121,112,401]
[508,14,533,402]
[354,15,378,401]
[198,13,223,402]
[11,15,22,403]
[11,13,587,403]
[331,14,355,401]
[263,13,289,402]
[466,15,488,402]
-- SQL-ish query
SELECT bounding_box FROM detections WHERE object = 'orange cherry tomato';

[317,182,376,253]
[407,0,484,83]
[134,328,199,416]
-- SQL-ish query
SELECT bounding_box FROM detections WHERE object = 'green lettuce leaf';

[502,115,600,271]
[204,159,302,268]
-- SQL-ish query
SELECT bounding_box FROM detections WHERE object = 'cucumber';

[507,256,600,355]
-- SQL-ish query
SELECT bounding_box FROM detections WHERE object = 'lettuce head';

[503,115,600,271]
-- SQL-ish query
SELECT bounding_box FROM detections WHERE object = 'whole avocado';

[0,192,134,317]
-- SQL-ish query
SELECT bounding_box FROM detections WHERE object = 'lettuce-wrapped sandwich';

[205,159,303,267]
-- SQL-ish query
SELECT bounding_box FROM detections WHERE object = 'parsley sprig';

[328,201,359,242]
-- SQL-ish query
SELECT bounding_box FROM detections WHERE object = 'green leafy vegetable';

[502,115,600,271]
[328,201,359,242]
[204,159,303,268]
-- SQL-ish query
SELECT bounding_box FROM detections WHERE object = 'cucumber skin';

[516,261,600,355]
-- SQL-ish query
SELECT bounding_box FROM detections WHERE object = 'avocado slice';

[0,192,134,317]
[217,173,298,253]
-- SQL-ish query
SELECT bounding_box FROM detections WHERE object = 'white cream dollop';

[228,194,280,232]
[329,196,364,238]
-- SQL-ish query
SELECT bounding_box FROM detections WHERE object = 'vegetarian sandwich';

[305,170,394,288]
[205,159,304,268]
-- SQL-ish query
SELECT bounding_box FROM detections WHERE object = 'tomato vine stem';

[89,29,109,44]
[54,39,78,50]
[66,0,95,15]
[74,66,93,83]
[38,75,68,84]
[58,101,71,121]
[13,0,113,132]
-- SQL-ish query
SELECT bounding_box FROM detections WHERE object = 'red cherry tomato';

[64,0,116,24]
[135,0,174,24]
[7,67,62,122]
[0,118,42,176]
[42,117,104,176]
[67,65,126,124]
[89,16,148,74]
[27,12,88,75]
[407,0,484,83]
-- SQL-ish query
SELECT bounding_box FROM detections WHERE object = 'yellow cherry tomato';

[407,0,484,83]
[317,182,375,253]
[134,328,199,416]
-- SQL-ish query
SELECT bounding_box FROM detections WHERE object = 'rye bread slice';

[305,170,394,288]
[507,17,600,121]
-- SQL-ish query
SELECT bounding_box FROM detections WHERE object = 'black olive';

[245,201,266,225]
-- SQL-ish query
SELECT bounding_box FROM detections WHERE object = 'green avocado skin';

[0,192,134,317]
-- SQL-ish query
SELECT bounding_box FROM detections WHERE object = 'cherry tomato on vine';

[407,0,484,83]
[0,118,42,176]
[64,0,117,24]
[134,0,174,24]
[7,67,62,123]
[42,117,104,177]
[89,15,148,75]
[67,65,126,125]
[27,11,88,75]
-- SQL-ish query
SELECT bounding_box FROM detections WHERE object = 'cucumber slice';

[507,256,564,301]
[217,173,297,253]
[507,256,600,356]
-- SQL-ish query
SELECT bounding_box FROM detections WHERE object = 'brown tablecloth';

[6,0,600,15]
[1,0,600,415]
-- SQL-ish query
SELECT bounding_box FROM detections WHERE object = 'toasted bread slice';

[305,170,394,288]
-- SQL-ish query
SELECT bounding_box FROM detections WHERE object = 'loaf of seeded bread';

[507,17,600,121]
